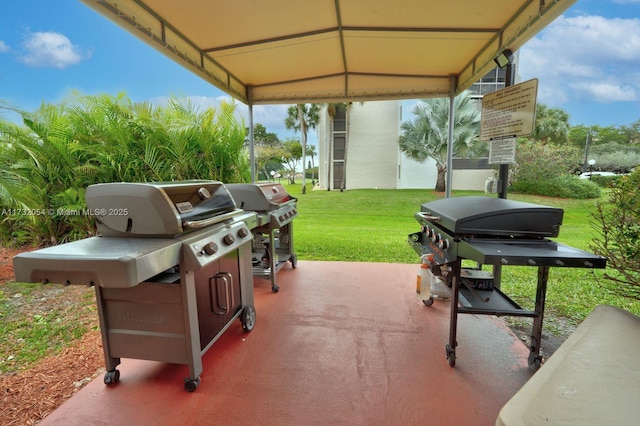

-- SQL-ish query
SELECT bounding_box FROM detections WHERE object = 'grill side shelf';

[458,286,537,317]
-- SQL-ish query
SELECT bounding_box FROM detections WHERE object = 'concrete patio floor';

[39,261,534,426]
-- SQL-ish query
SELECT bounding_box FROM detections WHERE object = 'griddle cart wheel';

[241,305,256,331]
[290,253,297,268]
[423,297,434,306]
[184,377,201,392]
[528,352,543,371]
[445,344,456,367]
[104,369,120,385]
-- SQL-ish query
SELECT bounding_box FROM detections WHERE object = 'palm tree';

[285,104,320,194]
[306,144,317,181]
[532,104,570,144]
[399,92,483,192]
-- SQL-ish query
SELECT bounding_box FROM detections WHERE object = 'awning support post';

[247,86,256,183]
[446,75,457,199]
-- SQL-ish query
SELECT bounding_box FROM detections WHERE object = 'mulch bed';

[1,247,104,425]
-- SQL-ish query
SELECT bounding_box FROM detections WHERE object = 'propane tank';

[260,242,271,269]
[416,254,434,300]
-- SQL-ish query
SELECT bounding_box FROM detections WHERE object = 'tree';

[282,139,302,183]
[398,92,483,192]
[285,104,320,193]
[531,104,570,144]
[306,144,317,180]
[620,119,640,145]
[255,144,288,181]
[250,123,284,180]
[251,123,280,147]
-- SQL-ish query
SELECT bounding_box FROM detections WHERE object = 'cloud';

[0,40,9,53]
[19,31,88,69]
[519,14,640,105]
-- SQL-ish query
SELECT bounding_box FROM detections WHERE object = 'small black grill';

[408,196,606,369]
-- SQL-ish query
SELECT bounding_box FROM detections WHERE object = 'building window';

[331,106,347,190]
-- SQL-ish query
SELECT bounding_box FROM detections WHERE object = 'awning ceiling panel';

[80,0,576,105]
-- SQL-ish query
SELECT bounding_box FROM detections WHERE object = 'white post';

[446,75,457,198]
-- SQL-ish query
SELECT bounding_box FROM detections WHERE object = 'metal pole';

[446,75,457,198]
[298,105,307,194]
[497,61,515,199]
[247,86,256,183]
[582,132,591,173]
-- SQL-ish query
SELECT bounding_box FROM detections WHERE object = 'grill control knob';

[197,187,211,200]
[223,233,236,245]
[424,226,433,238]
[237,227,249,238]
[432,233,441,243]
[203,242,218,255]
[439,239,450,250]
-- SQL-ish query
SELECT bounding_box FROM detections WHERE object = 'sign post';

[480,78,538,197]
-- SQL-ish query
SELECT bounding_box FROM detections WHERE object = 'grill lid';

[226,183,296,211]
[86,180,237,237]
[420,196,564,238]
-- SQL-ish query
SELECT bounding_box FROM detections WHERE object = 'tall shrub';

[509,139,599,198]
[590,169,640,299]
[0,93,250,246]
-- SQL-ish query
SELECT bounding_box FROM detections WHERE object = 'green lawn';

[285,183,640,325]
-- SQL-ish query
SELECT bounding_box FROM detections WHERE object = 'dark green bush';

[511,175,601,199]
[589,174,622,187]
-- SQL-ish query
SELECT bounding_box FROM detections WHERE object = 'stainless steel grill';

[408,196,606,369]
[14,180,258,392]
[227,183,298,293]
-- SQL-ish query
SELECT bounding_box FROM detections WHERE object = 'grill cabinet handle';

[210,273,230,315]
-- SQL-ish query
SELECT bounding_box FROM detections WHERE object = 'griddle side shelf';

[445,260,549,369]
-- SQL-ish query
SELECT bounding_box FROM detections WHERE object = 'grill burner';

[227,183,298,292]
[14,180,257,392]
[408,196,606,369]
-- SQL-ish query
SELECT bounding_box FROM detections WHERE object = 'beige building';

[317,100,494,191]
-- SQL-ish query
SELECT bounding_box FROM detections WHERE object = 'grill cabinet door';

[194,253,242,350]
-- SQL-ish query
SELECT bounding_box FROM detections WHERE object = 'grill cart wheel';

[184,377,201,392]
[104,369,120,385]
[271,285,280,293]
[423,297,434,306]
[290,253,298,268]
[445,344,456,367]
[242,305,256,332]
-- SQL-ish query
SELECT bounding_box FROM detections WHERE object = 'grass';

[286,183,640,324]
[0,282,97,374]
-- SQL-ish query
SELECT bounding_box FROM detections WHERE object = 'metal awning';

[79,0,575,105]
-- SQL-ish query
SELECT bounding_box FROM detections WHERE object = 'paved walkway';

[39,261,533,426]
